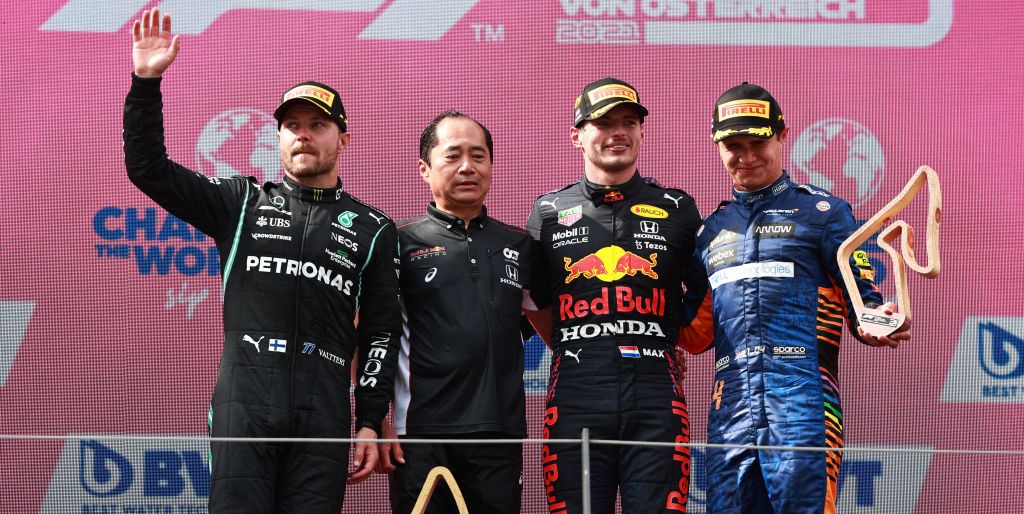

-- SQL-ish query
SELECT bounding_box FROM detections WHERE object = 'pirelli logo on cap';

[587,84,639,105]
[284,85,335,106]
[718,99,770,120]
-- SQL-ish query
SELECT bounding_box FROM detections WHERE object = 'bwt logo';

[942,317,1024,403]
[41,1,481,40]
[41,438,211,513]
[977,321,1024,380]
[79,440,209,498]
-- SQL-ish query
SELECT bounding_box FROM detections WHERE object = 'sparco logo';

[41,1,482,40]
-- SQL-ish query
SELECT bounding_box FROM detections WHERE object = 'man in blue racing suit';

[679,82,912,513]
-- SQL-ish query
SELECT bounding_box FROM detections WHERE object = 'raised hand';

[131,8,180,78]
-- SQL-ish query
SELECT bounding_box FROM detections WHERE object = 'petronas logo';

[338,211,358,227]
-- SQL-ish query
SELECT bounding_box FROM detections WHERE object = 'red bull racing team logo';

[563,245,658,284]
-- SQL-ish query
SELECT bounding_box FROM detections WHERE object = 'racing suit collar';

[280,175,344,203]
[732,171,790,205]
[426,202,487,232]
[580,171,643,206]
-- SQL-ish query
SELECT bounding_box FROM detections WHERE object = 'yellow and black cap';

[711,82,784,143]
[573,77,648,127]
[274,81,347,132]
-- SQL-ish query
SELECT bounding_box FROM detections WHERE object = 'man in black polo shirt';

[377,110,539,514]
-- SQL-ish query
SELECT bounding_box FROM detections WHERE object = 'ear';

[338,132,351,151]
[778,127,789,144]
[418,159,430,183]
[570,126,583,150]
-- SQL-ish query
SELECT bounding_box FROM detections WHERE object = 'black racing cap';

[273,81,347,132]
[573,77,648,127]
[711,82,784,143]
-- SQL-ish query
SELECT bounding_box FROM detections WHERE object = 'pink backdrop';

[2,1,1022,513]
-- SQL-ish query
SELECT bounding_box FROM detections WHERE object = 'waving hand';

[131,9,180,78]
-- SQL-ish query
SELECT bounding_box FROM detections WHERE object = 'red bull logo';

[615,252,658,279]
[563,245,659,283]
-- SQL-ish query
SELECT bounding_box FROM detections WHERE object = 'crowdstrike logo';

[41,1,481,40]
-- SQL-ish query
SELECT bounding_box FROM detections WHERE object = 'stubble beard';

[282,144,339,180]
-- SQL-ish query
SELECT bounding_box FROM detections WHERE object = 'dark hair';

[418,110,494,163]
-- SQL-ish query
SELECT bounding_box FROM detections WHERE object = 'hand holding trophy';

[837,165,942,339]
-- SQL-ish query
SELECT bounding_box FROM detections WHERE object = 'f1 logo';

[41,1,482,41]
[640,220,659,234]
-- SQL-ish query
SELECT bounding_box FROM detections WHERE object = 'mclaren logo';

[42,1,481,40]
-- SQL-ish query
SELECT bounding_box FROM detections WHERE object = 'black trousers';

[389,433,522,514]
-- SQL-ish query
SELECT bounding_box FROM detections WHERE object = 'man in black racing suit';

[525,78,709,514]
[123,10,400,513]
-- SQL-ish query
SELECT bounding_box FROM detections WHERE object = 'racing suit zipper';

[288,201,314,430]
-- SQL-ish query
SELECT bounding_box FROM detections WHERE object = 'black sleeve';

[525,201,552,309]
[353,221,402,433]
[123,74,247,240]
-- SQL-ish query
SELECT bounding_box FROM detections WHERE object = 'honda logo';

[505,264,519,282]
[640,220,659,234]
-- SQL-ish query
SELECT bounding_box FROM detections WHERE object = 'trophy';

[837,165,942,338]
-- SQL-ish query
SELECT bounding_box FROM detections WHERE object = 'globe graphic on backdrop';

[790,118,884,208]
[196,109,281,183]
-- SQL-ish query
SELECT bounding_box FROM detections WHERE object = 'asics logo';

[425,268,437,282]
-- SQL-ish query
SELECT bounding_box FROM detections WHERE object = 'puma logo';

[564,348,582,363]
[664,193,683,209]
[540,198,559,210]
[243,335,264,353]
[369,212,386,224]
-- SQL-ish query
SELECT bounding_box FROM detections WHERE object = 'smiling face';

[716,128,789,192]
[571,103,644,181]
[278,104,349,187]
[419,116,492,213]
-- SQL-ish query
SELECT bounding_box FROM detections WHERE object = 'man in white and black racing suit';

[123,10,400,513]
